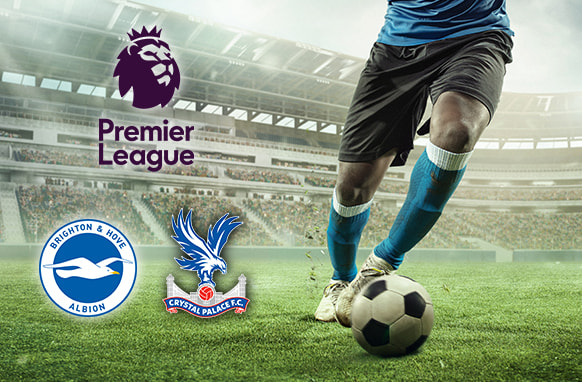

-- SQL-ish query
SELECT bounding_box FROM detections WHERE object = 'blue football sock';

[374,142,472,269]
[327,189,372,282]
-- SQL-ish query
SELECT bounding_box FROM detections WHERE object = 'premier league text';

[98,118,196,172]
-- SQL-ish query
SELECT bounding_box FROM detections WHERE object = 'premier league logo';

[114,26,180,109]
[164,210,249,317]
[39,219,137,317]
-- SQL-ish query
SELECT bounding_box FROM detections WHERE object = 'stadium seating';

[16,185,159,245]
[1,66,581,252]
[141,193,279,246]
[0,208,4,243]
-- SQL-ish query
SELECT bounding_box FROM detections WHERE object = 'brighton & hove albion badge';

[164,209,249,317]
[39,219,137,317]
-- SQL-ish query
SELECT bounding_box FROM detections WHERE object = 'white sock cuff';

[426,141,473,171]
[332,188,373,218]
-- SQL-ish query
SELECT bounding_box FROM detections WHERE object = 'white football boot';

[335,252,394,327]
[314,279,349,322]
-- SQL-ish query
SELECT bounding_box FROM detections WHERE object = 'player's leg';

[373,91,488,268]
[372,29,513,270]
[328,150,397,279]
[335,31,513,327]
[315,41,430,322]
[335,91,488,327]
[314,151,396,322]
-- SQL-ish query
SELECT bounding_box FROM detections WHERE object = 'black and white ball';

[351,274,434,357]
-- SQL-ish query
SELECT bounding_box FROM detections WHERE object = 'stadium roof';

[0,0,362,130]
[1,0,581,141]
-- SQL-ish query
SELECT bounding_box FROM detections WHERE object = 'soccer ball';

[351,274,434,357]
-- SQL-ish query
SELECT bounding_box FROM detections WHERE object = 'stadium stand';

[14,147,100,168]
[0,0,581,258]
[225,168,300,185]
[141,193,279,246]
[16,185,159,244]
[0,208,4,243]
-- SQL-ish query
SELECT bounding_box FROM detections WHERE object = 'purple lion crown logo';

[114,26,180,109]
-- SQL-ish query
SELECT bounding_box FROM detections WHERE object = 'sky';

[137,0,582,94]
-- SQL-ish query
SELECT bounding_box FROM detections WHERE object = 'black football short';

[338,30,513,166]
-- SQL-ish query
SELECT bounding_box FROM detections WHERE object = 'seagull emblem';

[43,257,133,279]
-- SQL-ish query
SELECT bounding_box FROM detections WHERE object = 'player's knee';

[335,182,374,207]
[430,119,478,153]
[431,92,489,153]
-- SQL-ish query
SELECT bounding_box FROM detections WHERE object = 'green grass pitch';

[1,254,580,381]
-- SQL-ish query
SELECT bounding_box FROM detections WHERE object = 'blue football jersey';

[378,0,514,46]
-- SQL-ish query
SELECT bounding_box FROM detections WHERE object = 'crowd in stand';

[304,176,409,194]
[242,198,582,251]
[377,181,409,194]
[45,177,127,191]
[45,177,78,187]
[366,208,582,250]
[448,210,582,250]
[9,146,582,204]
[243,198,475,249]
[6,143,582,250]
[0,209,4,242]
[16,185,159,244]
[226,168,300,185]
[272,159,335,172]
[13,147,216,178]
[304,175,336,188]
[454,187,582,201]
[141,193,279,246]
[7,185,582,250]
[297,172,582,201]
[243,199,327,246]
[14,148,99,168]
[158,163,217,178]
[197,152,253,163]
[195,134,336,157]
[0,129,24,139]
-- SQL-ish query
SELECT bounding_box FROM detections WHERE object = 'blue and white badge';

[164,210,249,318]
[39,219,137,317]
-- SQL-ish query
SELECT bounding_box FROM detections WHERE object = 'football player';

[315,0,514,326]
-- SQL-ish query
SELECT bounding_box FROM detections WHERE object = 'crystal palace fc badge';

[164,210,249,318]
[39,219,137,317]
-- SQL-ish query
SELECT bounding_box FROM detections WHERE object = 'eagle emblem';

[171,209,242,287]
